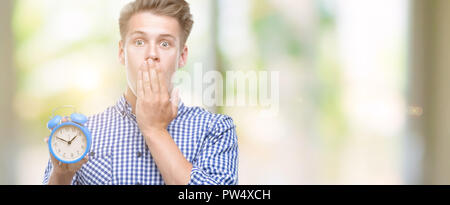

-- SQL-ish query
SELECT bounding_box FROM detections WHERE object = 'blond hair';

[119,0,194,46]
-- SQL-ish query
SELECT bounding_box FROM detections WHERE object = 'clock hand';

[55,136,69,144]
[68,135,78,145]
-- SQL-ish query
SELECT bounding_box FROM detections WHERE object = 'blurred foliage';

[251,0,302,61]
[315,1,348,146]
[12,0,125,144]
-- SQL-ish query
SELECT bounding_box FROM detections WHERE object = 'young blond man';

[43,0,238,185]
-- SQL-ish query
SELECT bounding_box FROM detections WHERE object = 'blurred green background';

[1,0,449,184]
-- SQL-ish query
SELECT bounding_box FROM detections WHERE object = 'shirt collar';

[114,94,186,123]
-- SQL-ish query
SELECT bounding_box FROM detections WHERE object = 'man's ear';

[118,40,125,65]
[178,45,188,68]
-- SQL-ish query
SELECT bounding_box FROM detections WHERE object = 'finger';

[49,152,59,166]
[147,59,160,93]
[143,62,152,96]
[147,58,155,68]
[72,155,89,169]
[46,138,63,167]
[171,87,180,117]
[137,70,144,98]
[150,67,160,93]
[81,155,89,164]
[157,67,169,100]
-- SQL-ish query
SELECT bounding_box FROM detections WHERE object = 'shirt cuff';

[188,166,220,185]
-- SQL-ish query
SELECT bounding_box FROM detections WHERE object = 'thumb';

[81,155,89,164]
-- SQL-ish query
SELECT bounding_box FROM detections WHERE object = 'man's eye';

[160,41,169,48]
[135,39,145,47]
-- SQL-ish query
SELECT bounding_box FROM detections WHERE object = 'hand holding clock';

[45,117,89,184]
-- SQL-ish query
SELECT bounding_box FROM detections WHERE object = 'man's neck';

[124,87,137,115]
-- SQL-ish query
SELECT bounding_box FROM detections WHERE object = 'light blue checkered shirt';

[43,95,238,185]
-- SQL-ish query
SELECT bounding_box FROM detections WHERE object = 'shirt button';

[136,182,141,185]
[137,151,143,158]
[89,151,95,157]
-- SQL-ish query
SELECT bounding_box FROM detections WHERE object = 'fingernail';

[148,59,155,67]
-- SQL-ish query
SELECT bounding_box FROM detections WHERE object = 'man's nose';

[145,43,160,62]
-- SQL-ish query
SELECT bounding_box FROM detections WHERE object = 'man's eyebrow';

[159,34,176,40]
[129,30,176,40]
[129,30,146,36]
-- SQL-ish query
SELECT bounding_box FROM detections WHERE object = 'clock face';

[51,124,88,162]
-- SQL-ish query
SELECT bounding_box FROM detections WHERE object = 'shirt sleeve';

[42,158,79,185]
[188,115,239,185]
[42,159,52,185]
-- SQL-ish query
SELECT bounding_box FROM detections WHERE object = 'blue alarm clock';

[47,106,91,164]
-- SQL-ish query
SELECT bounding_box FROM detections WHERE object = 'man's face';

[119,12,188,96]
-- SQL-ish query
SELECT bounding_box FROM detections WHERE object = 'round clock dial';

[51,125,87,162]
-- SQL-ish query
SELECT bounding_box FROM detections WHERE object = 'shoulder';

[84,106,120,131]
[179,105,236,138]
